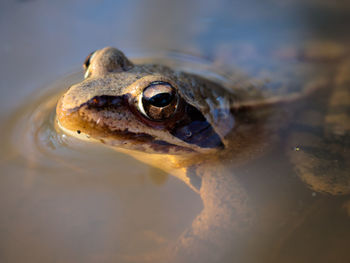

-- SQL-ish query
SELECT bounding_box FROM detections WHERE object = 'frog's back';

[210,40,350,195]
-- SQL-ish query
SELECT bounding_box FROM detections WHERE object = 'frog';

[56,46,350,262]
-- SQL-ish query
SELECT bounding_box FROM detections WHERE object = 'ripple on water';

[5,51,236,171]
[1,51,215,262]
[6,72,87,170]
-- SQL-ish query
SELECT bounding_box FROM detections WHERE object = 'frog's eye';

[83,51,96,71]
[139,81,178,120]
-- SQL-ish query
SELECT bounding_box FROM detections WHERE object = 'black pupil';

[149,93,174,107]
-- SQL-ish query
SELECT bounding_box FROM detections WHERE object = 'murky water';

[0,1,349,263]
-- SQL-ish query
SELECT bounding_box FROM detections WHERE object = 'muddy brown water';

[0,1,350,263]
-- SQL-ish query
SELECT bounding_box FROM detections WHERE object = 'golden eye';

[139,81,178,120]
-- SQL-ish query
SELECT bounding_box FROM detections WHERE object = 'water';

[0,1,349,262]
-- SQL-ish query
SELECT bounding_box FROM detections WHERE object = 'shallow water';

[1,1,350,263]
[0,71,202,262]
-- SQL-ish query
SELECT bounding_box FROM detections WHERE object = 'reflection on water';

[0,0,350,262]
[1,49,349,263]
[0,70,204,263]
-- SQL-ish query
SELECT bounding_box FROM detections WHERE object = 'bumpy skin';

[57,48,241,155]
[56,47,350,261]
[56,47,267,262]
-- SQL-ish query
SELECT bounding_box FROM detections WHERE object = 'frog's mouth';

[56,95,220,155]
[57,117,195,155]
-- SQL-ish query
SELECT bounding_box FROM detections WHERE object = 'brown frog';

[56,47,350,262]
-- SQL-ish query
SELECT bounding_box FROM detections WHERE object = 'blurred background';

[0,0,349,263]
[1,0,349,116]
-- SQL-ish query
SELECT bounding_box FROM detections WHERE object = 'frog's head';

[56,47,236,157]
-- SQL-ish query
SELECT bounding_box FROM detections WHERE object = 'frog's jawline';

[58,115,196,154]
[73,94,224,151]
[61,95,196,154]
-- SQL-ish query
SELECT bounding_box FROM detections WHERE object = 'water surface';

[0,1,349,262]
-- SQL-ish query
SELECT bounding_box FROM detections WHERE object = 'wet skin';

[56,47,350,261]
[56,47,269,261]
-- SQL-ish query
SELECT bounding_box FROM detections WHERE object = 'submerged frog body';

[56,47,350,262]
[57,48,271,177]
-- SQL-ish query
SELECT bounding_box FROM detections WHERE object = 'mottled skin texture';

[57,47,270,164]
[56,47,350,262]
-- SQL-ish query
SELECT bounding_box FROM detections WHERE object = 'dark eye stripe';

[170,104,224,148]
[85,95,125,108]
